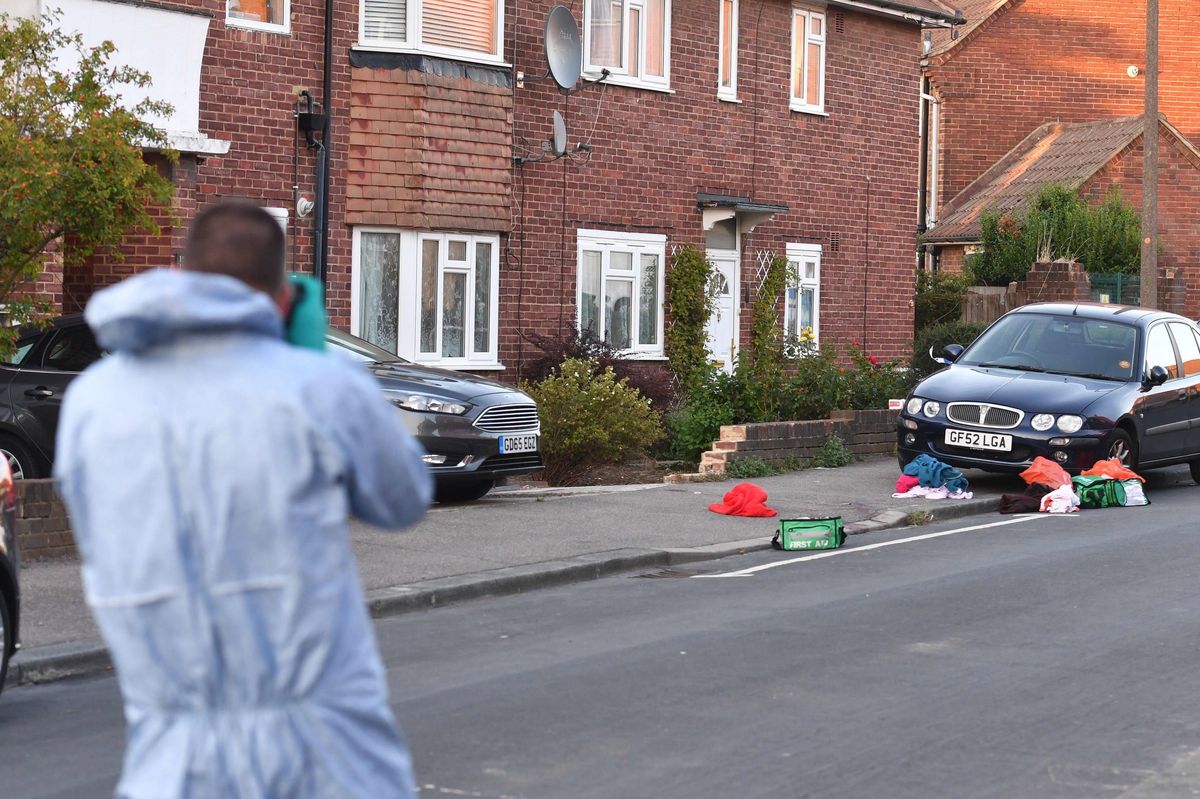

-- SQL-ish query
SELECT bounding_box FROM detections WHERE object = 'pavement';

[10,456,1195,687]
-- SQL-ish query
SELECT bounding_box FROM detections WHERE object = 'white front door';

[705,250,739,373]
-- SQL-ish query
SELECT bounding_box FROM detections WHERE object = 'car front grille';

[479,452,544,472]
[474,404,540,434]
[946,402,1023,429]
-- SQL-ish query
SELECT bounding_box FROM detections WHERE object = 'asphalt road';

[6,488,1200,798]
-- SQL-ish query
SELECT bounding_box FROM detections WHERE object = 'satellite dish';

[550,110,568,156]
[544,5,582,90]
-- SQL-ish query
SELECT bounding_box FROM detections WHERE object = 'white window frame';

[784,242,822,347]
[582,0,673,91]
[717,0,738,101]
[226,0,290,34]
[357,0,506,65]
[576,229,666,357]
[350,227,502,369]
[789,6,826,115]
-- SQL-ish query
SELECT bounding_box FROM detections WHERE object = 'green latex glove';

[286,273,327,351]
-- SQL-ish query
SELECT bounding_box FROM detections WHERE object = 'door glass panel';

[442,271,466,358]
[1145,324,1177,378]
[1170,323,1200,377]
[606,279,632,349]
[359,232,401,353]
[639,253,659,345]
[474,242,492,355]
[420,239,439,353]
[580,250,602,338]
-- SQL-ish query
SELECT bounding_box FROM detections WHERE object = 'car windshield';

[959,313,1137,381]
[325,329,407,364]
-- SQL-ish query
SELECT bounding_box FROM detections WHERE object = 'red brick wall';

[508,2,923,373]
[1080,130,1200,316]
[927,0,1200,204]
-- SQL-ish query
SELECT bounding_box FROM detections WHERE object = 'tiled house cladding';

[925,0,1200,203]
[346,66,512,232]
[505,2,926,371]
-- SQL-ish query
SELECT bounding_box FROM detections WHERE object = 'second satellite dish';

[550,110,568,156]
[544,5,582,90]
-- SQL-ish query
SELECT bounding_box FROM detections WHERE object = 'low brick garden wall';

[15,479,75,561]
[697,409,897,476]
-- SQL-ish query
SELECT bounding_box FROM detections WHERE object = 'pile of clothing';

[999,456,1148,514]
[893,454,974,500]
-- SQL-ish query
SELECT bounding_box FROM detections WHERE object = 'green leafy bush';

[664,244,718,391]
[810,435,854,468]
[911,320,989,381]
[970,184,1141,286]
[726,457,775,479]
[522,358,664,485]
[913,269,970,331]
[666,369,735,462]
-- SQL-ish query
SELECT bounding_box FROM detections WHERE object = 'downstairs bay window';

[352,228,500,368]
[577,229,665,355]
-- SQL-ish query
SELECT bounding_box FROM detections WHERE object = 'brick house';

[922,116,1200,315]
[918,0,1200,311]
[33,0,963,377]
[344,0,964,378]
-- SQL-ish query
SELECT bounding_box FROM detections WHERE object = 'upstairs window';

[717,0,738,100]
[360,0,503,62]
[227,0,289,32]
[790,7,825,114]
[584,0,671,89]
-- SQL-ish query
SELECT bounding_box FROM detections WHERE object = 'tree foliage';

[0,12,175,339]
[970,184,1141,286]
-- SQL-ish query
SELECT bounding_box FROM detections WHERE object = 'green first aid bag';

[1071,475,1126,509]
[772,517,845,551]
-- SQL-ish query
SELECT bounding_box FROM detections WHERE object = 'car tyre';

[435,479,495,504]
[1104,429,1138,470]
[1189,460,1200,485]
[0,588,10,696]
[0,436,37,481]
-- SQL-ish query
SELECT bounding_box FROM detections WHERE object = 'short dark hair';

[183,201,286,295]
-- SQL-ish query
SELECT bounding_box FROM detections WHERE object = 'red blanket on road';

[708,482,778,517]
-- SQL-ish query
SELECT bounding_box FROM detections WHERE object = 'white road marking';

[693,514,1072,578]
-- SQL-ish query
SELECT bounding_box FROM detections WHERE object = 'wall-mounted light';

[1127,65,1141,78]
[296,193,315,218]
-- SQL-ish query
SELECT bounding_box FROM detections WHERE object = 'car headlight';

[922,401,940,418]
[1056,415,1084,434]
[386,392,472,415]
[1031,413,1055,432]
[906,397,924,415]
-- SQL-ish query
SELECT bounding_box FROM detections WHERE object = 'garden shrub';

[726,456,775,479]
[810,435,854,468]
[913,269,970,331]
[970,184,1141,286]
[522,358,664,486]
[520,326,675,410]
[666,368,735,462]
[911,320,989,381]
[664,244,718,391]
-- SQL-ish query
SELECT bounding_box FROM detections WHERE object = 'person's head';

[183,200,288,311]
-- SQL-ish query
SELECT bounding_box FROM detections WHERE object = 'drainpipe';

[917,75,930,237]
[313,0,334,286]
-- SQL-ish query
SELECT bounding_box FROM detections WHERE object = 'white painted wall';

[40,0,209,136]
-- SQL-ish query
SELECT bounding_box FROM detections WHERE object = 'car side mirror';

[1145,364,1170,388]
[930,343,964,366]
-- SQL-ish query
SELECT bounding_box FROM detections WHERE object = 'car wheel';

[0,588,10,696]
[435,479,495,504]
[1189,460,1200,485]
[0,436,37,481]
[1105,429,1138,469]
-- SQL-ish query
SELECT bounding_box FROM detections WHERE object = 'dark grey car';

[0,316,542,503]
